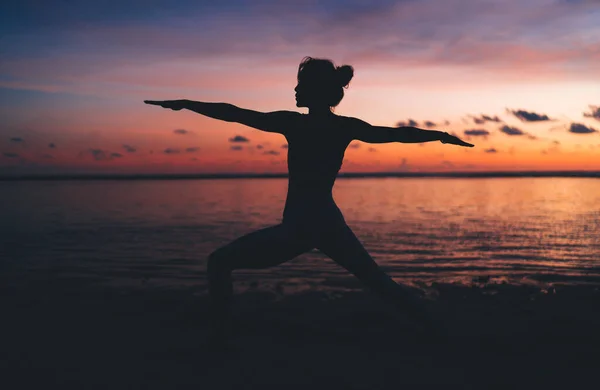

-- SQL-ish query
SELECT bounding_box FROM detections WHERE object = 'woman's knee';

[207,248,232,274]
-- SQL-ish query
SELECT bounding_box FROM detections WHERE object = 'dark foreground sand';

[2,275,600,389]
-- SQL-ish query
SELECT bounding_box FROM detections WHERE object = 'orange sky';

[1,0,599,175]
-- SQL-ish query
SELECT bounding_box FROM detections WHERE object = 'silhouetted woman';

[145,56,473,343]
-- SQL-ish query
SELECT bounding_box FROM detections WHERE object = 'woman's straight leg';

[315,223,429,320]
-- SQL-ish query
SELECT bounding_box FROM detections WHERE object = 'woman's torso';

[282,114,352,226]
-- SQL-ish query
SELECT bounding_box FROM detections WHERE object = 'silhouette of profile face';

[295,57,354,111]
[294,75,322,109]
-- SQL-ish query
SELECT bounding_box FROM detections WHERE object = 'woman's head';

[295,56,354,111]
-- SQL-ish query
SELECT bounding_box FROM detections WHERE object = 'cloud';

[256,144,264,150]
[42,154,54,159]
[349,142,361,149]
[191,157,198,161]
[10,137,24,143]
[79,148,121,161]
[2,152,19,158]
[281,144,288,149]
[185,147,200,153]
[569,123,598,134]
[397,119,418,127]
[3,0,600,102]
[485,148,498,153]
[263,150,280,156]
[122,144,137,153]
[583,105,600,121]
[542,140,561,155]
[368,147,377,152]
[164,148,181,154]
[48,143,56,149]
[472,114,502,124]
[499,125,525,136]
[424,121,437,128]
[229,135,250,143]
[230,145,243,151]
[507,109,552,122]
[173,129,192,135]
[464,129,490,136]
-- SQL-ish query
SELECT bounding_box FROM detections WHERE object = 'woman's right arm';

[144,100,299,134]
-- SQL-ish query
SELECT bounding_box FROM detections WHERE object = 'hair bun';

[336,65,354,88]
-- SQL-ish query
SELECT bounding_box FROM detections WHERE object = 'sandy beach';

[3,273,600,389]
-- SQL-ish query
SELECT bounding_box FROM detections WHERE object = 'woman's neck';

[308,106,334,117]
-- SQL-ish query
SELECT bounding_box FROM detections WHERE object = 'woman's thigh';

[211,224,315,270]
[315,222,380,279]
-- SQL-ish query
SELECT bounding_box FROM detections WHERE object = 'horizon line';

[1,170,600,181]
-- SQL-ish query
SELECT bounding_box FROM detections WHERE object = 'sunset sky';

[1,0,599,175]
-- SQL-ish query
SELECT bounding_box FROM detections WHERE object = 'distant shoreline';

[1,171,600,181]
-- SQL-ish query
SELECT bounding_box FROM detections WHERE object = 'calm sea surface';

[2,178,599,292]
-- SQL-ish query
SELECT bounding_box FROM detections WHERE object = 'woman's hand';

[439,132,474,147]
[144,100,186,111]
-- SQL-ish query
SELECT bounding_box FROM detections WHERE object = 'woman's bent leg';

[207,224,313,342]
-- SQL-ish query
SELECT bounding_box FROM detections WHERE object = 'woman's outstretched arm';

[347,116,474,147]
[144,99,299,134]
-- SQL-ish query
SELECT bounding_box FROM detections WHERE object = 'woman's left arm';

[346,116,474,147]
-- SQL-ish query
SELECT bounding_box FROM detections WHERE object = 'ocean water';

[2,178,599,292]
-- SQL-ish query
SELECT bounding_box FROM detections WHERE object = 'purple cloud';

[397,119,418,127]
[500,125,524,136]
[569,123,597,134]
[122,144,137,153]
[472,114,502,124]
[174,129,191,135]
[464,129,490,136]
[508,109,552,122]
[79,148,120,161]
[229,135,250,143]
[3,0,599,101]
[583,105,600,121]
